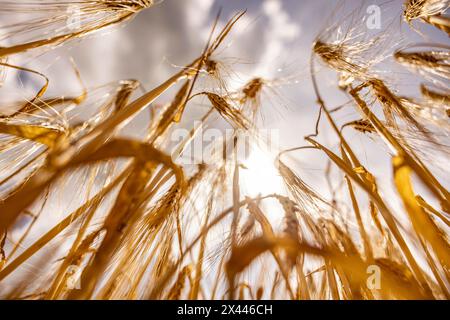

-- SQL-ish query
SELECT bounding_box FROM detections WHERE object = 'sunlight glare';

[241,147,285,198]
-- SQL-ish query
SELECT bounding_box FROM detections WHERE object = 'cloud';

[253,0,301,76]
[185,0,214,31]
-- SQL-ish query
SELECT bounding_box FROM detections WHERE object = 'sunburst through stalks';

[0,1,449,301]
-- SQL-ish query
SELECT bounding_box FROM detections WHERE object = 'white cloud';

[254,0,301,76]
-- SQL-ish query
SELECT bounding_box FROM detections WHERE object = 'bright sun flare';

[241,147,285,198]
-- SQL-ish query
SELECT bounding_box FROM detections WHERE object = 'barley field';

[0,0,449,300]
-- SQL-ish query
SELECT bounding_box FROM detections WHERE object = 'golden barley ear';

[0,0,156,58]
[403,0,450,35]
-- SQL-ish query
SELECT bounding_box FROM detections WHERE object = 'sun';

[241,147,285,198]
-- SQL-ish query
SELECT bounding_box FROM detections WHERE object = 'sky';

[1,0,448,198]
[1,0,449,295]
[2,0,449,211]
